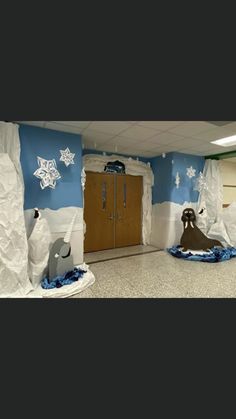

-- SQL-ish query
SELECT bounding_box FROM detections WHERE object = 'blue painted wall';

[150,153,173,204]
[19,124,83,210]
[151,152,205,205]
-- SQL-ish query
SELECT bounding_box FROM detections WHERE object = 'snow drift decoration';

[33,156,61,189]
[168,245,236,263]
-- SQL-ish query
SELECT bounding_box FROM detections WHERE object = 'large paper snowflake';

[175,172,180,188]
[59,147,75,167]
[186,166,196,178]
[33,157,61,189]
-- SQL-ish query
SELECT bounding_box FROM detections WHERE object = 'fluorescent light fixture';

[211,135,236,147]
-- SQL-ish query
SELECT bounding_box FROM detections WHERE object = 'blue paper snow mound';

[167,246,236,263]
[41,267,87,289]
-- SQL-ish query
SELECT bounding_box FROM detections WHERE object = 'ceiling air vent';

[207,121,235,127]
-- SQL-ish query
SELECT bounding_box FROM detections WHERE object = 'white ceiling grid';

[16,121,236,157]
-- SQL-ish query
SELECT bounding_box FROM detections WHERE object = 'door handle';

[108,213,114,220]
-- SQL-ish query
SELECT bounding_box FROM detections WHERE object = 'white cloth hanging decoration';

[186,166,196,178]
[175,172,180,188]
[59,147,75,167]
[33,156,61,189]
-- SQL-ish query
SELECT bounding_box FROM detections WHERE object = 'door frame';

[82,154,154,250]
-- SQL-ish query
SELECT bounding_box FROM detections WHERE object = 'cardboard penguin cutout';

[180,208,223,251]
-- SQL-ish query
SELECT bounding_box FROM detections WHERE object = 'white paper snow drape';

[83,154,154,245]
[0,122,25,188]
[196,159,236,247]
[0,122,33,297]
[197,159,223,235]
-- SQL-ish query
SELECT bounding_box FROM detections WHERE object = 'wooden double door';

[84,171,143,252]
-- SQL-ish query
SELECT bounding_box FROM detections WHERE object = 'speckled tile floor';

[71,250,236,298]
[84,245,159,264]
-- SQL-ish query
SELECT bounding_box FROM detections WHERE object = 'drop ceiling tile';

[96,143,122,153]
[169,138,208,148]
[187,142,222,152]
[87,121,133,135]
[105,135,141,146]
[137,121,184,131]
[44,122,84,134]
[149,144,180,153]
[146,132,187,145]
[219,121,236,130]
[82,129,114,144]
[168,121,217,137]
[119,125,161,140]
[130,141,158,151]
[52,121,91,129]
[181,150,203,156]
[189,127,236,142]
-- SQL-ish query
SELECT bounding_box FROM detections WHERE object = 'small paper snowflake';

[33,157,61,189]
[186,166,196,178]
[59,147,75,167]
[81,167,86,191]
[162,153,166,158]
[193,171,208,192]
[175,172,180,188]
[171,160,174,165]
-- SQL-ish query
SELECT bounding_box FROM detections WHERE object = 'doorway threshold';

[84,245,161,264]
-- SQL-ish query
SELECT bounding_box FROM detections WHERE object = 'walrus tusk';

[190,221,194,228]
[184,222,188,229]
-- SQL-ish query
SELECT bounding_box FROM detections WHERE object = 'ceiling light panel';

[211,135,236,147]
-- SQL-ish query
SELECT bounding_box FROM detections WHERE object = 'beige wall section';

[220,160,236,205]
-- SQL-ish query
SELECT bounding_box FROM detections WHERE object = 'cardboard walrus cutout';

[180,208,223,252]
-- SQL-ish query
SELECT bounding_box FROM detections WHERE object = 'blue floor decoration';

[167,246,236,263]
[41,267,87,289]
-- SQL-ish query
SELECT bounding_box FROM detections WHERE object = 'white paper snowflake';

[186,166,196,178]
[81,167,86,191]
[175,172,180,188]
[193,171,208,192]
[171,160,174,165]
[59,147,75,167]
[162,153,166,158]
[33,157,61,189]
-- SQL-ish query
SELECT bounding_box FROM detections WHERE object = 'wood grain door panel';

[84,172,115,252]
[115,174,142,248]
